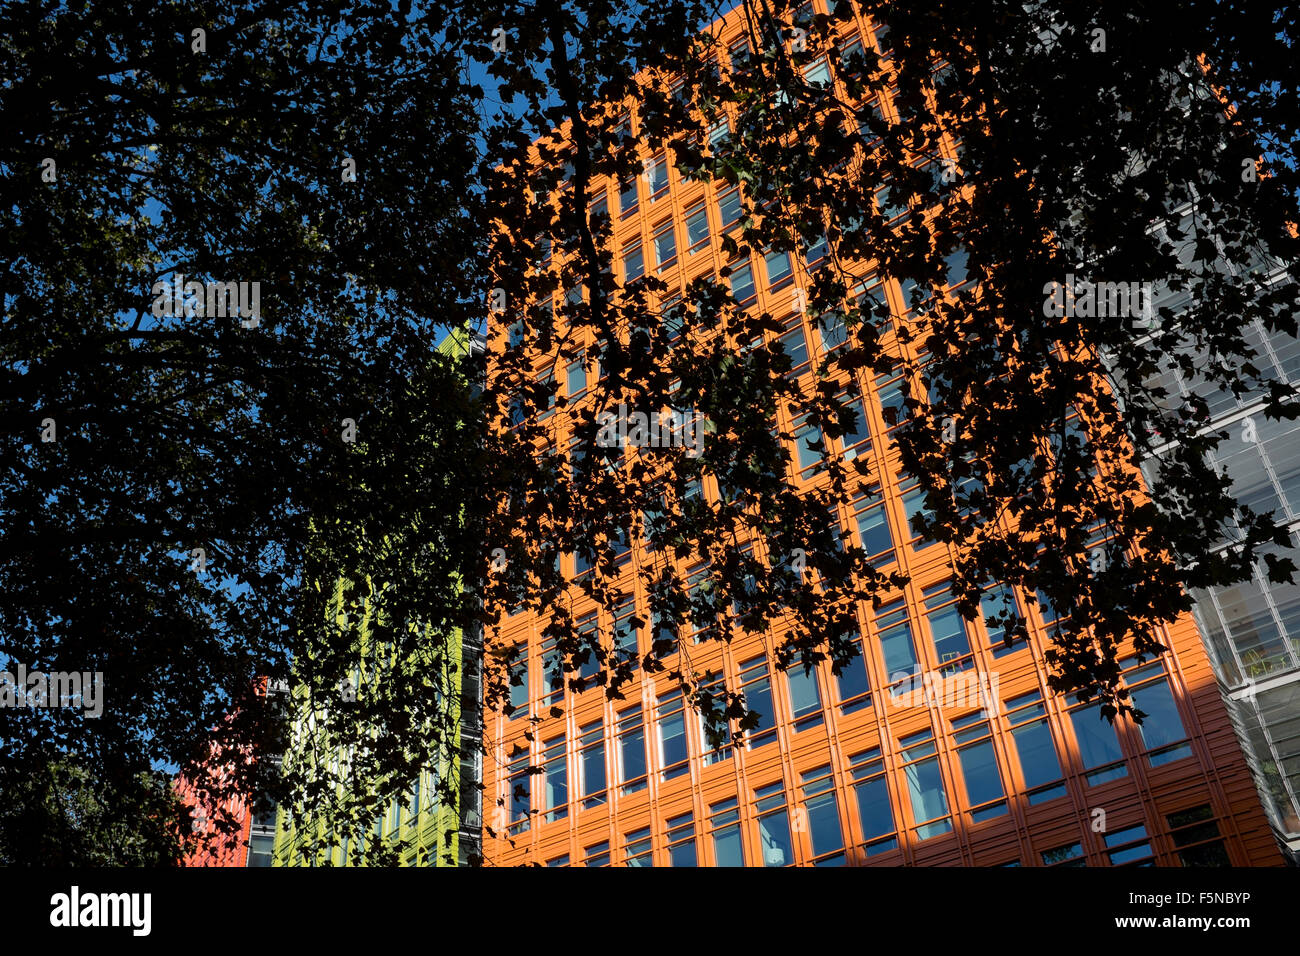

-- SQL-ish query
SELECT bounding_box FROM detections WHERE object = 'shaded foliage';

[1,0,484,863]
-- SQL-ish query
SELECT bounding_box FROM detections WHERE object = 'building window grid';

[699,676,733,766]
[727,34,751,71]
[754,781,796,866]
[683,561,716,644]
[816,307,850,353]
[717,186,743,233]
[791,408,828,478]
[479,15,1280,870]
[507,644,529,717]
[657,690,691,780]
[851,486,896,568]
[575,611,601,683]
[1103,823,1155,866]
[949,710,1008,823]
[1040,840,1086,867]
[737,656,780,749]
[897,726,953,840]
[622,238,645,283]
[922,582,976,674]
[666,812,698,866]
[835,631,874,715]
[1193,567,1300,684]
[835,387,873,461]
[1003,689,1067,804]
[584,840,610,867]
[624,825,654,866]
[728,257,758,305]
[617,705,649,795]
[980,582,1026,659]
[776,317,812,379]
[645,153,670,201]
[799,765,846,865]
[684,199,711,254]
[848,747,898,855]
[1163,318,1300,441]
[896,481,932,550]
[579,719,607,809]
[652,218,678,273]
[541,635,564,706]
[877,601,920,690]
[1165,804,1232,867]
[507,751,530,835]
[619,174,639,220]
[542,733,568,823]
[786,662,826,733]
[613,594,639,663]
[566,353,587,403]
[709,797,745,865]
[1067,695,1128,786]
[565,20,930,311]
[1121,658,1194,767]
[874,370,909,433]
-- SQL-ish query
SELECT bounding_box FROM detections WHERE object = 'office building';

[481,0,1286,866]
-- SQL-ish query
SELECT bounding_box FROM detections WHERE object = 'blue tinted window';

[788,665,822,720]
[818,310,849,350]
[740,657,777,742]
[980,584,1021,656]
[957,739,1003,806]
[926,603,970,663]
[686,202,710,249]
[777,324,809,371]
[755,783,793,866]
[618,707,647,792]
[793,415,824,472]
[876,376,907,427]
[1131,678,1187,752]
[878,609,917,677]
[855,495,893,557]
[647,155,669,194]
[718,188,743,230]
[658,693,690,774]
[1070,704,1123,769]
[801,768,844,860]
[900,485,930,540]
[836,637,871,706]
[855,776,893,839]
[620,176,638,216]
[903,755,947,824]
[765,249,794,286]
[1011,718,1061,788]
[653,223,677,270]
[623,242,645,282]
[508,651,529,711]
[945,246,970,286]
[713,825,744,866]
[729,261,756,302]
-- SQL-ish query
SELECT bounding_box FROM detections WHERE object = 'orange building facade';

[176,770,256,867]
[176,680,278,867]
[482,1,1282,867]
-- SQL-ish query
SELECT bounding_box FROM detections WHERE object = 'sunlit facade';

[481,0,1283,867]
